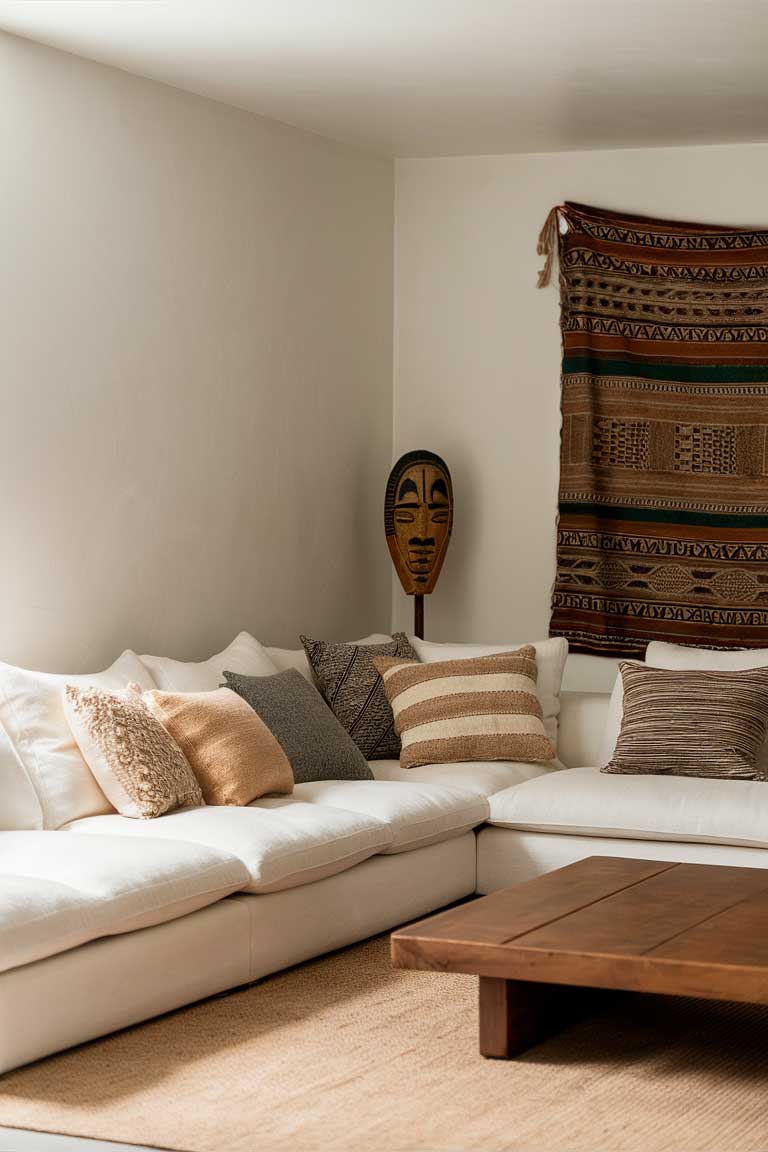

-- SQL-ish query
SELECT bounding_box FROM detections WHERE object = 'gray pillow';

[222,669,373,783]
[300,632,418,759]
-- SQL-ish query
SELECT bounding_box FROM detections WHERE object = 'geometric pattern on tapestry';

[544,200,768,656]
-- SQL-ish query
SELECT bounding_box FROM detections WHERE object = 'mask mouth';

[407,549,435,573]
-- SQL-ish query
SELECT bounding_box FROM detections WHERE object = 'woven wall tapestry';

[540,201,768,657]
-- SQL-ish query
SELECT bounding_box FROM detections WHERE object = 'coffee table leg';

[479,976,597,1058]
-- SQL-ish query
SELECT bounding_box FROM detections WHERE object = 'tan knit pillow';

[145,687,294,805]
[373,646,555,769]
[62,684,203,819]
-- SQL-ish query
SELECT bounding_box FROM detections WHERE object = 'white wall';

[1,33,393,670]
[393,142,768,641]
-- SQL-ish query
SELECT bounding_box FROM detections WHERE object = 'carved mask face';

[385,451,453,595]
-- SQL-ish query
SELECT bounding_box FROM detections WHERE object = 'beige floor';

[1,933,767,1152]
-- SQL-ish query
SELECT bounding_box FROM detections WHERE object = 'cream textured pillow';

[145,687,294,806]
[63,685,203,819]
[373,646,556,769]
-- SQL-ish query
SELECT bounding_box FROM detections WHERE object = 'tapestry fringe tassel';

[537,205,565,288]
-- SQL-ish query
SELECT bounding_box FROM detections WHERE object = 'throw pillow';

[145,687,294,805]
[410,637,568,753]
[62,685,203,819]
[266,635,393,683]
[0,650,157,830]
[300,632,419,758]
[373,646,556,769]
[603,662,768,781]
[139,632,277,691]
[222,669,374,783]
[646,641,768,776]
[598,643,768,768]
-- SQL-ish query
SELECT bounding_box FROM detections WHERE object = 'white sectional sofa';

[2,641,767,1074]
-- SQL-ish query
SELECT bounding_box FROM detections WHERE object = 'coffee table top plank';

[650,886,768,968]
[512,862,768,958]
[395,856,675,948]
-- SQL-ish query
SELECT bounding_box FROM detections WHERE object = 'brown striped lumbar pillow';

[603,662,768,781]
[372,646,556,769]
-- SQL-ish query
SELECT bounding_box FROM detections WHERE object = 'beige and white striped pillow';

[373,646,556,769]
[603,662,768,781]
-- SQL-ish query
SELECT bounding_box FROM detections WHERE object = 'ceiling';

[2,0,768,158]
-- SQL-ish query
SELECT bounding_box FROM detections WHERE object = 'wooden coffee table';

[391,855,768,1058]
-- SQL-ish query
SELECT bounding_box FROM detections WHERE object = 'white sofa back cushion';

[0,727,42,830]
[557,690,612,768]
[140,631,276,691]
[0,651,156,830]
[411,637,568,753]
[561,653,622,694]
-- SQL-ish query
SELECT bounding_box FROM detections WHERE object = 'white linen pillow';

[647,640,768,672]
[647,641,768,774]
[266,635,392,682]
[598,660,642,767]
[410,637,568,753]
[0,651,157,830]
[0,727,42,831]
[140,631,277,691]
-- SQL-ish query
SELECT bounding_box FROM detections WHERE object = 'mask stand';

[414,594,424,640]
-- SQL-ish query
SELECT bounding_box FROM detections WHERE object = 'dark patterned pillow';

[603,662,768,781]
[300,632,419,759]
[222,669,373,783]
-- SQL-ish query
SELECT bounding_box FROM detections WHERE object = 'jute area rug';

[1,933,767,1152]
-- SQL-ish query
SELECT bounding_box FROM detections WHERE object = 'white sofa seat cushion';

[66,804,392,893]
[0,876,96,975]
[139,632,277,692]
[370,758,556,798]
[488,765,768,849]
[280,779,489,852]
[0,831,248,973]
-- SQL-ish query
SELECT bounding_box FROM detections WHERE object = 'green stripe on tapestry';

[562,356,768,383]
[560,502,768,529]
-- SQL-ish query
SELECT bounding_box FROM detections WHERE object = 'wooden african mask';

[384,450,453,596]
